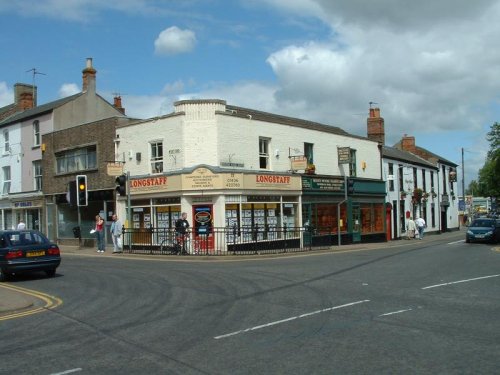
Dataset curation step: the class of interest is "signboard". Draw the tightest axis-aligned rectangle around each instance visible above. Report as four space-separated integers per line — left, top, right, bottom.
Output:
106 162 123 176
302 177 345 192
290 156 307 171
337 147 351 164
183 168 223 190
130 176 168 194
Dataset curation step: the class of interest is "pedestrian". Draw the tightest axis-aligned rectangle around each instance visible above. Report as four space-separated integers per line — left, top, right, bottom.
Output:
415 216 426 240
95 214 105 252
175 212 190 254
406 217 416 239
110 214 123 253
17 220 26 230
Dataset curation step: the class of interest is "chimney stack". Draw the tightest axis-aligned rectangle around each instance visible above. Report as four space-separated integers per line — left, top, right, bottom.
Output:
367 107 385 144
82 57 97 93
401 134 417 154
14 83 36 109
113 95 126 115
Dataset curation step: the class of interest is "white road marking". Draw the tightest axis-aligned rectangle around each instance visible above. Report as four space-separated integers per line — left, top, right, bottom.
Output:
379 308 412 317
214 300 370 340
422 274 500 290
50 368 82 375
448 239 465 244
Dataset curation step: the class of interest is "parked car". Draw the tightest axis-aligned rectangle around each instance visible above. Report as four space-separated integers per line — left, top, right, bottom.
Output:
0 230 61 281
466 218 500 244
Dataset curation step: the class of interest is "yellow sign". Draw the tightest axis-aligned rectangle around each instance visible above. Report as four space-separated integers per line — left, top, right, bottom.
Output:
106 162 123 176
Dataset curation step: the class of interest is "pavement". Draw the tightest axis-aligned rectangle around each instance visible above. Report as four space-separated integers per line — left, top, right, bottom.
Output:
1 228 488 318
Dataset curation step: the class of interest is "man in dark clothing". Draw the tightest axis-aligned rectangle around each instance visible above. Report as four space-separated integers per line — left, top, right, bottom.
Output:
175 212 190 254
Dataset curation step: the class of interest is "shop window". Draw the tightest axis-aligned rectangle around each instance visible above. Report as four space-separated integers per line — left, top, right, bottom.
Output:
307 203 347 234
259 137 270 169
360 203 384 234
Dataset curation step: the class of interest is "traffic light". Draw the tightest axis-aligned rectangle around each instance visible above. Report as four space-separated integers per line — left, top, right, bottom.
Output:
76 175 88 206
115 174 127 196
347 178 355 195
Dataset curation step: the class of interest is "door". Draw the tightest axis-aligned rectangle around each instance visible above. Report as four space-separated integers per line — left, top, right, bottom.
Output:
192 205 214 253
352 204 361 243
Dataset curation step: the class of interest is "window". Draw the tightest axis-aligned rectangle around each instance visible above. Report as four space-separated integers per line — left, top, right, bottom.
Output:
398 165 404 194
2 166 10 195
33 120 40 146
3 130 9 154
422 169 426 191
388 163 394 191
150 141 163 173
259 138 270 169
349 149 356 176
304 143 314 164
55 146 97 174
33 160 42 190
430 171 434 189
413 167 418 189
442 165 447 193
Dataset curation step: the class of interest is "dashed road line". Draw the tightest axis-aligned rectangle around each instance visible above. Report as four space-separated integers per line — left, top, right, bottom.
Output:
214 299 370 340
379 308 412 317
422 274 500 290
50 368 83 375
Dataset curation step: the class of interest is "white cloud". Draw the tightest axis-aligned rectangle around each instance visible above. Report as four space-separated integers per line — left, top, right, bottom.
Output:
154 26 196 56
249 0 500 143
0 82 13 107
59 83 80 97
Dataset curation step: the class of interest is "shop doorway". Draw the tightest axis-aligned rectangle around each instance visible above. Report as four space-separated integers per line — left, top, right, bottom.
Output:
192 205 214 253
352 204 361 242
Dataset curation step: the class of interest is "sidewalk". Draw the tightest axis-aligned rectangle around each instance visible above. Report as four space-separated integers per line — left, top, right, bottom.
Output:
0 229 467 316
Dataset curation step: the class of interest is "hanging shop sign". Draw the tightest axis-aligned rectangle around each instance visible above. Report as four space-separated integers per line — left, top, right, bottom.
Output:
337 147 351 164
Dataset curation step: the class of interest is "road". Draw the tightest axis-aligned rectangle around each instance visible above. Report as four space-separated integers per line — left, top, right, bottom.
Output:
1 232 499 374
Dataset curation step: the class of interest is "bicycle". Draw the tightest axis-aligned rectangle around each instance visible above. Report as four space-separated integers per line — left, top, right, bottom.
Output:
160 232 190 255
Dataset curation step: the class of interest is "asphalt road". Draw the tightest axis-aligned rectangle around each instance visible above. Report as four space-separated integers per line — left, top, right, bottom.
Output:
1 232 499 374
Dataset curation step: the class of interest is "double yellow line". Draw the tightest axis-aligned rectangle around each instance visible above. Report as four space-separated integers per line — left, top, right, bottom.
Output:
0 284 62 321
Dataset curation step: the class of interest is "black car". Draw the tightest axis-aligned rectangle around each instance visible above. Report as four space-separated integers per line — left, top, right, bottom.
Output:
0 230 61 281
466 218 500 244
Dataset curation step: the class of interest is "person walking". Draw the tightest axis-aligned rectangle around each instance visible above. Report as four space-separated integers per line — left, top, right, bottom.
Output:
17 220 26 230
95 214 105 252
175 212 190 254
406 217 416 239
415 216 426 240
110 214 123 253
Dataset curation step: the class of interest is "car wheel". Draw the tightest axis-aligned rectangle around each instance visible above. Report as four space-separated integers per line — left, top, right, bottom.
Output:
465 237 470 243
45 269 56 278
0 270 12 282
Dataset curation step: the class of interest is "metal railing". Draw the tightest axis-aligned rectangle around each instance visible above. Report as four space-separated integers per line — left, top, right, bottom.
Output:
121 225 344 256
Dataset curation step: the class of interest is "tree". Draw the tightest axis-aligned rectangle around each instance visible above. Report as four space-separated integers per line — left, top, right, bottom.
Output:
476 122 500 198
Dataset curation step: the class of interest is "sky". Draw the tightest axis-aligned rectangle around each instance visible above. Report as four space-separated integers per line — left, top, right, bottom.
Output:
1 0 499 193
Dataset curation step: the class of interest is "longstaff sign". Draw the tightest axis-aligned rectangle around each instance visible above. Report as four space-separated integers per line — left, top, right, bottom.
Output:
130 176 168 193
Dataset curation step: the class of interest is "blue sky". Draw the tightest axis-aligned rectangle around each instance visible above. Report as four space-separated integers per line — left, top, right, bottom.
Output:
1 0 499 192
